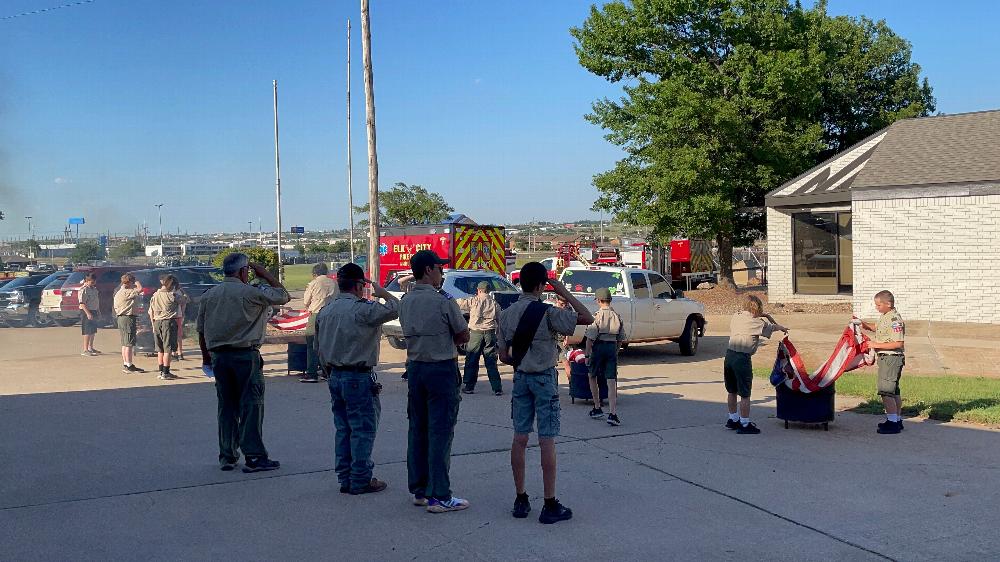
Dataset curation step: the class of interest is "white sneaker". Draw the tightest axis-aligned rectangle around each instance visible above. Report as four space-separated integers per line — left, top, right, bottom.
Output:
426 496 470 513
412 495 428 506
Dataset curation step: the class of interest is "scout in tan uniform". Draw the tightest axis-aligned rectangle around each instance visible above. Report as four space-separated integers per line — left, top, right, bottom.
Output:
79 273 101 356
315 263 399 495
197 253 290 473
723 295 787 434
399 249 471 513
113 273 146 373
149 274 189 381
457 281 503 395
498 262 592 524
861 290 906 434
585 287 625 425
300 262 339 383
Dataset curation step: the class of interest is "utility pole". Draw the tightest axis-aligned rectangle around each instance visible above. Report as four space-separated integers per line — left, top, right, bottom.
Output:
361 0 380 284
248 220 253 239
272 80 285 282
154 204 164 255
24 216 32 239
347 18 356 263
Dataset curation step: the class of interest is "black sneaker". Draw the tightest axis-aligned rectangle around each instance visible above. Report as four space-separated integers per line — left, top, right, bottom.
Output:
400 373 408 381
607 413 621 426
538 499 572 524
242 457 281 473
340 484 349 494
220 460 238 472
122 365 132 374
737 422 761 434
299 375 320 383
350 478 388 495
877 420 901 435
511 494 531 519
725 419 741 430
461 386 475 394
158 371 179 381
589 408 605 420
127 364 146 373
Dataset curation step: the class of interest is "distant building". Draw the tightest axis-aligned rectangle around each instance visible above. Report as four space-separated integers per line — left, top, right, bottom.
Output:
39 243 77 258
181 243 228 256
145 244 183 257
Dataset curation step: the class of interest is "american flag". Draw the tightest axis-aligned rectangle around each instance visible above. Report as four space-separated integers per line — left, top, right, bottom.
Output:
770 320 876 393
268 309 311 331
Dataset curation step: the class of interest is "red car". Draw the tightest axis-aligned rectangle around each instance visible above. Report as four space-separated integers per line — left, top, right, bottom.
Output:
59 266 143 325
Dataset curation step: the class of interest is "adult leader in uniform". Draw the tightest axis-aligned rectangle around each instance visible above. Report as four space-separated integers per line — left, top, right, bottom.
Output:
197 253 290 473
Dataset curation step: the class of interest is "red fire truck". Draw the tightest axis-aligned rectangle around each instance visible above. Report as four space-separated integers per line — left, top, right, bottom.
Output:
376 223 507 286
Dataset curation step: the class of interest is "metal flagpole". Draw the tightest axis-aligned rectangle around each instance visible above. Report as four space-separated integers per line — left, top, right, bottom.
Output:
347 18 355 263
361 0 379 284
272 79 285 283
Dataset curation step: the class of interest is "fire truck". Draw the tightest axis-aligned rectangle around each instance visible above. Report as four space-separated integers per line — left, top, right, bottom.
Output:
376 219 507 286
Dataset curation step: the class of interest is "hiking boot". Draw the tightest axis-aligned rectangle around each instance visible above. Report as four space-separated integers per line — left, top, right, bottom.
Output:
737 422 761 434
127 364 146 373
588 408 605 420
461 386 475 394
607 413 621 426
511 494 531 519
877 420 902 435
725 419 741 430
242 457 281 473
538 499 572 524
412 494 428 507
220 460 238 472
158 371 179 381
426 496 470 513
350 478 388 495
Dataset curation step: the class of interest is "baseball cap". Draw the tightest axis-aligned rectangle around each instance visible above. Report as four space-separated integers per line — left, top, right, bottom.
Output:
476 280 489 292
337 262 366 282
410 249 449 275
595 287 612 301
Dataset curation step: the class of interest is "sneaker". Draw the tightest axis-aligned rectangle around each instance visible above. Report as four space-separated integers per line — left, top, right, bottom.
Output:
89 349 102 355
588 408 605 420
340 484 349 494
461 386 475 394
511 494 531 519
737 422 761 434
82 350 97 357
318 373 328 382
122 365 132 374
400 373 408 381
538 499 573 524
877 420 901 435
349 478 388 495
299 375 320 383
411 494 428 506
158 371 179 381
725 419 741 430
127 364 146 373
426 496 470 513
220 460 238 472
494 390 503 396
607 413 621 426
242 457 281 473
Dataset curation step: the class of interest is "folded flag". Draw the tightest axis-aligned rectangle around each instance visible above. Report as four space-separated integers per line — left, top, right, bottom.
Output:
771 319 875 393
268 309 311 331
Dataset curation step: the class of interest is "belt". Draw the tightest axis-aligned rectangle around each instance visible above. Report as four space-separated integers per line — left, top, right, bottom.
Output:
328 364 373 372
876 352 902 357
211 345 260 353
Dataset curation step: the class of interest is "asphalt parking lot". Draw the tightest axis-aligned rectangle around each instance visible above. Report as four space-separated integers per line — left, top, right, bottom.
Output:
2 320 1000 560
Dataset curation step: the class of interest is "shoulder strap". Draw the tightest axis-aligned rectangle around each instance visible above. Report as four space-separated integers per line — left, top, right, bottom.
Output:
511 300 550 369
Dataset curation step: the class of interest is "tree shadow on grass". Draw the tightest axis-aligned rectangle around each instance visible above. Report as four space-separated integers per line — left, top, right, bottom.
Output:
850 397 1000 423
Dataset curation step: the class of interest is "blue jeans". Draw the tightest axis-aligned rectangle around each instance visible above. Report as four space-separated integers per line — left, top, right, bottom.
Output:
328 369 381 491
406 359 461 500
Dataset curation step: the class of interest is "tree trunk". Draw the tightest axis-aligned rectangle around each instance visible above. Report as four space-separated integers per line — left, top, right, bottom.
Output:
716 233 735 289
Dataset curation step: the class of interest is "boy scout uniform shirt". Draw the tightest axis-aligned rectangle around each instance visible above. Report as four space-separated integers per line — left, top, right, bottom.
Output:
585 307 625 342
497 294 578 373
149 289 189 321
79 285 100 313
458 293 498 331
303 275 338 314
399 284 468 362
316 293 399 368
874 309 905 355
727 311 776 354
113 286 141 316
196 277 291 349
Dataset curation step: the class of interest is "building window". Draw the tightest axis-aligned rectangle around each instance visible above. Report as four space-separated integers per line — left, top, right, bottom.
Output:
793 211 852 295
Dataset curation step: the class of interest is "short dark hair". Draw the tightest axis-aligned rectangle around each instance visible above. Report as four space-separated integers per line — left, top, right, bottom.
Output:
519 262 548 292
337 263 365 292
312 263 329 276
84 272 97 282
874 290 895 307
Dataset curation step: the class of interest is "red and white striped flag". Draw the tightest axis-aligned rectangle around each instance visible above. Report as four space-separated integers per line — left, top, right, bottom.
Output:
771 319 875 393
268 309 311 331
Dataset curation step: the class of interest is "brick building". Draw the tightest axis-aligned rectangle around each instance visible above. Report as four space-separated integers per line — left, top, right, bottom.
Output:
765 110 1000 324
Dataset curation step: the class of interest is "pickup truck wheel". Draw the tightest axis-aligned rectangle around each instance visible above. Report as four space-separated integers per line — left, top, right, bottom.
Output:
386 335 407 350
679 318 699 356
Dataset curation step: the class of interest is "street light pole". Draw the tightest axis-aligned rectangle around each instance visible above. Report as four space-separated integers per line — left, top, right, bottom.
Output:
273 79 285 283
24 216 32 239
154 203 164 256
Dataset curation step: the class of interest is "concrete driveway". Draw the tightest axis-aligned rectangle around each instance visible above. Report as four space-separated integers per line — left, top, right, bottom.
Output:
1 321 998 561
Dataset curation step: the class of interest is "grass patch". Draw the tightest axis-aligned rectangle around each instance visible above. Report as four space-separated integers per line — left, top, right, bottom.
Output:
755 369 1000 426
282 264 316 292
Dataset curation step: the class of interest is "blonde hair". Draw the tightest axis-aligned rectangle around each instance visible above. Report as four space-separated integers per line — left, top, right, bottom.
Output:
121 273 135 285
741 295 764 316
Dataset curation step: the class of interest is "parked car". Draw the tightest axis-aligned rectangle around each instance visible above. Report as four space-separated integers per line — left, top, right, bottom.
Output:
131 267 223 354
39 276 77 326
558 266 706 355
58 266 144 326
381 269 521 350
0 273 51 327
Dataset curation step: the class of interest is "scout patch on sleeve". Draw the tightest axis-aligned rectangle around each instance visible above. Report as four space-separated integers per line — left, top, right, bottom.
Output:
891 321 904 333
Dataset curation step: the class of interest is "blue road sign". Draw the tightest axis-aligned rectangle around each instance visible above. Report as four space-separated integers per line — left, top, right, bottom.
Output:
68 217 85 225
290 226 305 234
99 236 108 246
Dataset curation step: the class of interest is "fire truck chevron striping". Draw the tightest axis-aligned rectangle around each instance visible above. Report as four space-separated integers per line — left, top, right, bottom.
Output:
453 226 505 272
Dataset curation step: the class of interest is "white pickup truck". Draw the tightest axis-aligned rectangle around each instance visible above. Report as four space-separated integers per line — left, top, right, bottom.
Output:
559 266 707 355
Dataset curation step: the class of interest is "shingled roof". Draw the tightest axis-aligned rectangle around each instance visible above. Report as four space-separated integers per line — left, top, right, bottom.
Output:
766 109 1000 207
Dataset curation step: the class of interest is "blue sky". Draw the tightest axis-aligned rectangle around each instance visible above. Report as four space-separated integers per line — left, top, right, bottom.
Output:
1 0 997 238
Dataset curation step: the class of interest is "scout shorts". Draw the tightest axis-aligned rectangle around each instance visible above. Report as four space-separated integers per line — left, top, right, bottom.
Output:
511 368 560 438
877 354 904 396
724 349 753 399
153 319 178 353
80 312 98 335
117 315 137 347
589 340 618 381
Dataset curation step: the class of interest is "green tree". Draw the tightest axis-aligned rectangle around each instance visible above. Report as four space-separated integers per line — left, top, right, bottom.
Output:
109 239 144 263
293 243 306 256
212 247 280 279
353 182 454 228
330 240 351 254
571 0 933 282
70 240 105 263
306 242 332 254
